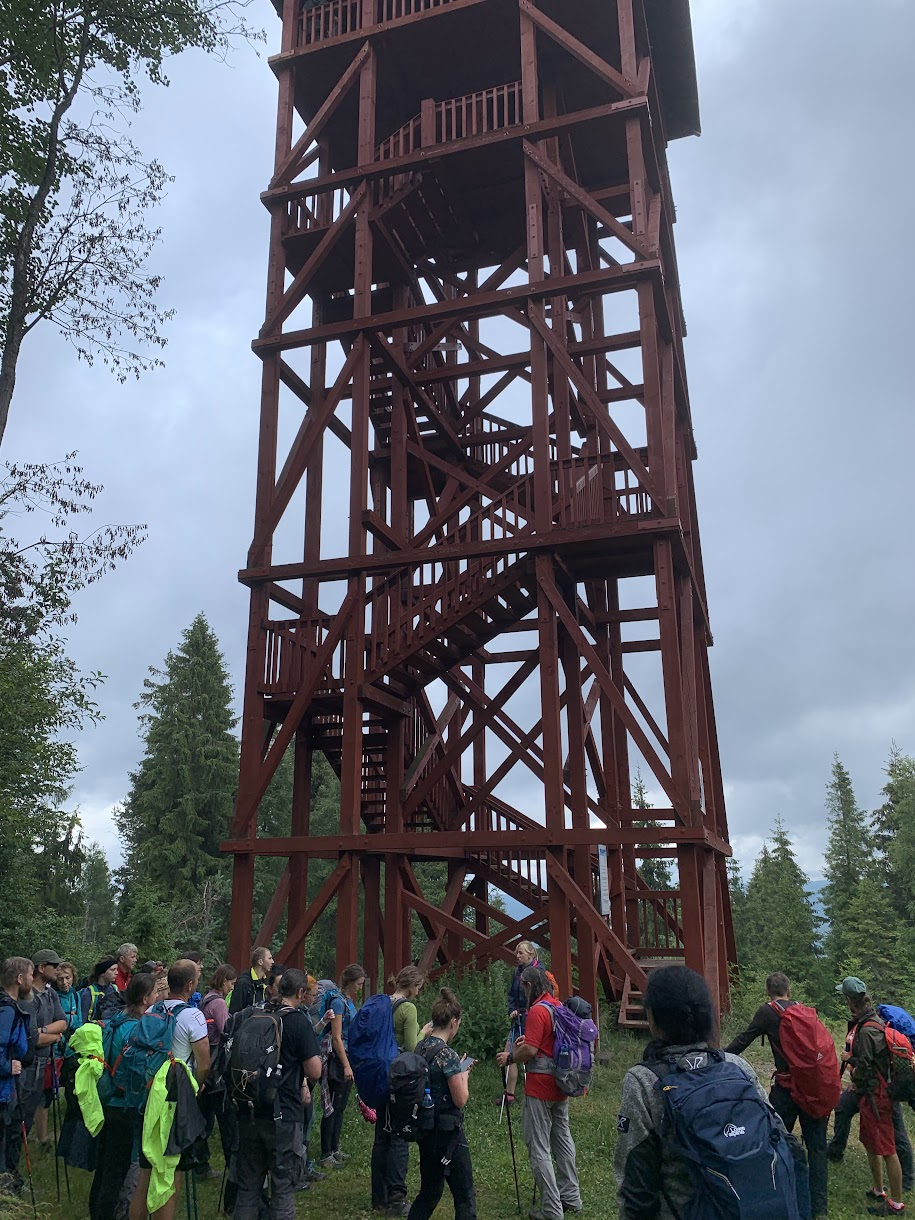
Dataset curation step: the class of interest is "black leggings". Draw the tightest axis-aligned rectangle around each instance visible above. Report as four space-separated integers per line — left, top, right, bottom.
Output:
320 1074 352 1157
88 1107 136 1220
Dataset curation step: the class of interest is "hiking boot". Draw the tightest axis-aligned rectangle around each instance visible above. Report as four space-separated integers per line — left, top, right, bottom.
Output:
867 1202 905 1215
867 1190 889 1201
378 1205 408 1217
295 1179 311 1193
318 1156 338 1169
306 1164 328 1181
332 1150 349 1164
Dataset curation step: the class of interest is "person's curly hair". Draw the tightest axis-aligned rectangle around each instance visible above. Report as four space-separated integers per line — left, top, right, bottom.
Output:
644 965 715 1045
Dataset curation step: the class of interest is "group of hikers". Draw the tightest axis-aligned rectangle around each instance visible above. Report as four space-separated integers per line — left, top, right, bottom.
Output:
615 967 915 1219
2 935 914 1220
0 938 594 1220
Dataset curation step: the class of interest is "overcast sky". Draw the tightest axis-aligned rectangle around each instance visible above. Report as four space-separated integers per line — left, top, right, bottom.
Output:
6 0 914 883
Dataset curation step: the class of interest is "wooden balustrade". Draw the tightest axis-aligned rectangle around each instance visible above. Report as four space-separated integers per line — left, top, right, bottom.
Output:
262 618 345 695
634 892 685 954
296 0 458 49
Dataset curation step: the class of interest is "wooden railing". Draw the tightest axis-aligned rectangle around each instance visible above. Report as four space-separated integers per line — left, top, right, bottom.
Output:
374 80 523 205
634 892 685 955
261 617 346 695
367 549 526 677
435 81 522 143
296 0 459 49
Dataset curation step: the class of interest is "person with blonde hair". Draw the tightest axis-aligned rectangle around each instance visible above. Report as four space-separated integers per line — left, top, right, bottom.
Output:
498 940 539 1106
371 965 426 1215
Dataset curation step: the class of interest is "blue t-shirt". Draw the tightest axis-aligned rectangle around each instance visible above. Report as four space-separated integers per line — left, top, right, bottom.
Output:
329 995 357 1048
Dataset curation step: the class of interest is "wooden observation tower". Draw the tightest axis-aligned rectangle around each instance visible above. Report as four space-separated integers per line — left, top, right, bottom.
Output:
224 0 736 1017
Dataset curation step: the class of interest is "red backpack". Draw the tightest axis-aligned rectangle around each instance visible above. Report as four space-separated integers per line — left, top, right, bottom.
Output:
770 1000 841 1119
862 1020 915 1102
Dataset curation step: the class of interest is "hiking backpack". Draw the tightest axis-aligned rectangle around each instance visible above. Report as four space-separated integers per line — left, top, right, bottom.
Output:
119 1001 189 1112
97 1009 138 1106
533 999 598 1096
769 1000 841 1120
863 1020 915 1103
84 984 125 1025
229 1007 285 1108
387 1048 435 1141
877 1004 915 1049
348 994 400 1110
649 1049 802 1220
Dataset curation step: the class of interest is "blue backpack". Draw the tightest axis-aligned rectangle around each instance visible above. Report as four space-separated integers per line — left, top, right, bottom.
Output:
648 1049 803 1220
98 1010 139 1106
347 995 399 1110
119 1001 189 1112
878 1005 915 1048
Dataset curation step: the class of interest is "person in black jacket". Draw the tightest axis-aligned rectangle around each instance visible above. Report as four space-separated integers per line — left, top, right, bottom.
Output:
724 972 828 1219
228 946 273 1014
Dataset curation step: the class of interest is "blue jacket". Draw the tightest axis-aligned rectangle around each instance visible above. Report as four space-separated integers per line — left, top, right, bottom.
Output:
0 991 30 1104
507 958 541 1021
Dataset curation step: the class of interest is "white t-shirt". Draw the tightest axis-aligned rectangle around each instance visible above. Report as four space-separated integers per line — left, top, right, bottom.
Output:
160 999 209 1066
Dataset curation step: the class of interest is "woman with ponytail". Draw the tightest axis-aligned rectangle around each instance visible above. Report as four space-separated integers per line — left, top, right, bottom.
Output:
408 988 476 1220
371 966 425 1216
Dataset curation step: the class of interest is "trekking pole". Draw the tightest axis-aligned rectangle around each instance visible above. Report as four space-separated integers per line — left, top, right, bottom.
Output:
218 1160 228 1213
185 1167 193 1220
50 1054 61 1202
500 1020 518 1128
13 1075 37 1218
191 1162 200 1220
500 1028 522 1215
52 1055 71 1201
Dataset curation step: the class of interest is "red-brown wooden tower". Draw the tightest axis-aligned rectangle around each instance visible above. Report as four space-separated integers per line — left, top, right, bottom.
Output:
225 0 735 1017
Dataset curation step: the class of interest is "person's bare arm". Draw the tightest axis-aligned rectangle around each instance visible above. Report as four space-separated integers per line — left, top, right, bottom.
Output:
497 1038 536 1068
304 1054 322 1083
447 1071 470 1109
191 1036 211 1086
329 1012 352 1079
37 1021 66 1048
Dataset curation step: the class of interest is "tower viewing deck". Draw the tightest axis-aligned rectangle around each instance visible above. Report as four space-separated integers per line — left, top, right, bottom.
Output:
225 0 735 1017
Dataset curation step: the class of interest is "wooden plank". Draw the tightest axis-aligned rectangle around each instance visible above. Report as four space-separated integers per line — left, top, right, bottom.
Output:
518 0 637 98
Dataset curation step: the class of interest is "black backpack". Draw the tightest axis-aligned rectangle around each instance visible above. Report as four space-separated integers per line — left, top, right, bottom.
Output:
207 1005 254 1095
388 1050 435 1141
229 1007 285 1108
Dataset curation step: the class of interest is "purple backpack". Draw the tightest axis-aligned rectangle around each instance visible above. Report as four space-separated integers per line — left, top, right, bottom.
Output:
535 1000 598 1096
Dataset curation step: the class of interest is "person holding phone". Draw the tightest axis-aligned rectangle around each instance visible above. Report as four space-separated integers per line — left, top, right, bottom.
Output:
408 988 476 1220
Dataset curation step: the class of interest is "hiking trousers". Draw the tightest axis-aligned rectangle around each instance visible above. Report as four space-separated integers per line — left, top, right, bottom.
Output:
407 1127 476 1220
320 1075 352 1157
233 1111 297 1220
89 1106 136 1220
770 1081 828 1217
830 1088 914 1188
522 1096 582 1220
371 1105 409 1207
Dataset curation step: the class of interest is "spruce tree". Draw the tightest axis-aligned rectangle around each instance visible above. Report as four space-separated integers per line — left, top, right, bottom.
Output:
80 844 116 949
741 820 825 1001
842 875 914 1009
727 856 749 965
633 770 673 891
822 755 874 970
117 614 238 922
874 748 915 919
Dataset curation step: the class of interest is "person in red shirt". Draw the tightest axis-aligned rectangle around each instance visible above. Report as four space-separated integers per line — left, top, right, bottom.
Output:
497 966 582 1219
113 944 137 993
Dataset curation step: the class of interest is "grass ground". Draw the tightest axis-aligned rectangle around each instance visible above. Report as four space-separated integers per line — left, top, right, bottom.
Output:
3 1025 912 1219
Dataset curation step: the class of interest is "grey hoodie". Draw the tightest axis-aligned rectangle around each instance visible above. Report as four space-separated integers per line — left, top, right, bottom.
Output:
613 1042 773 1220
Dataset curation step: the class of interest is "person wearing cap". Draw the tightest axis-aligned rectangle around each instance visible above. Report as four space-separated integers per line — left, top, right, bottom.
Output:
831 977 907 1215
828 978 914 1192
79 957 119 1024
21 951 66 1143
